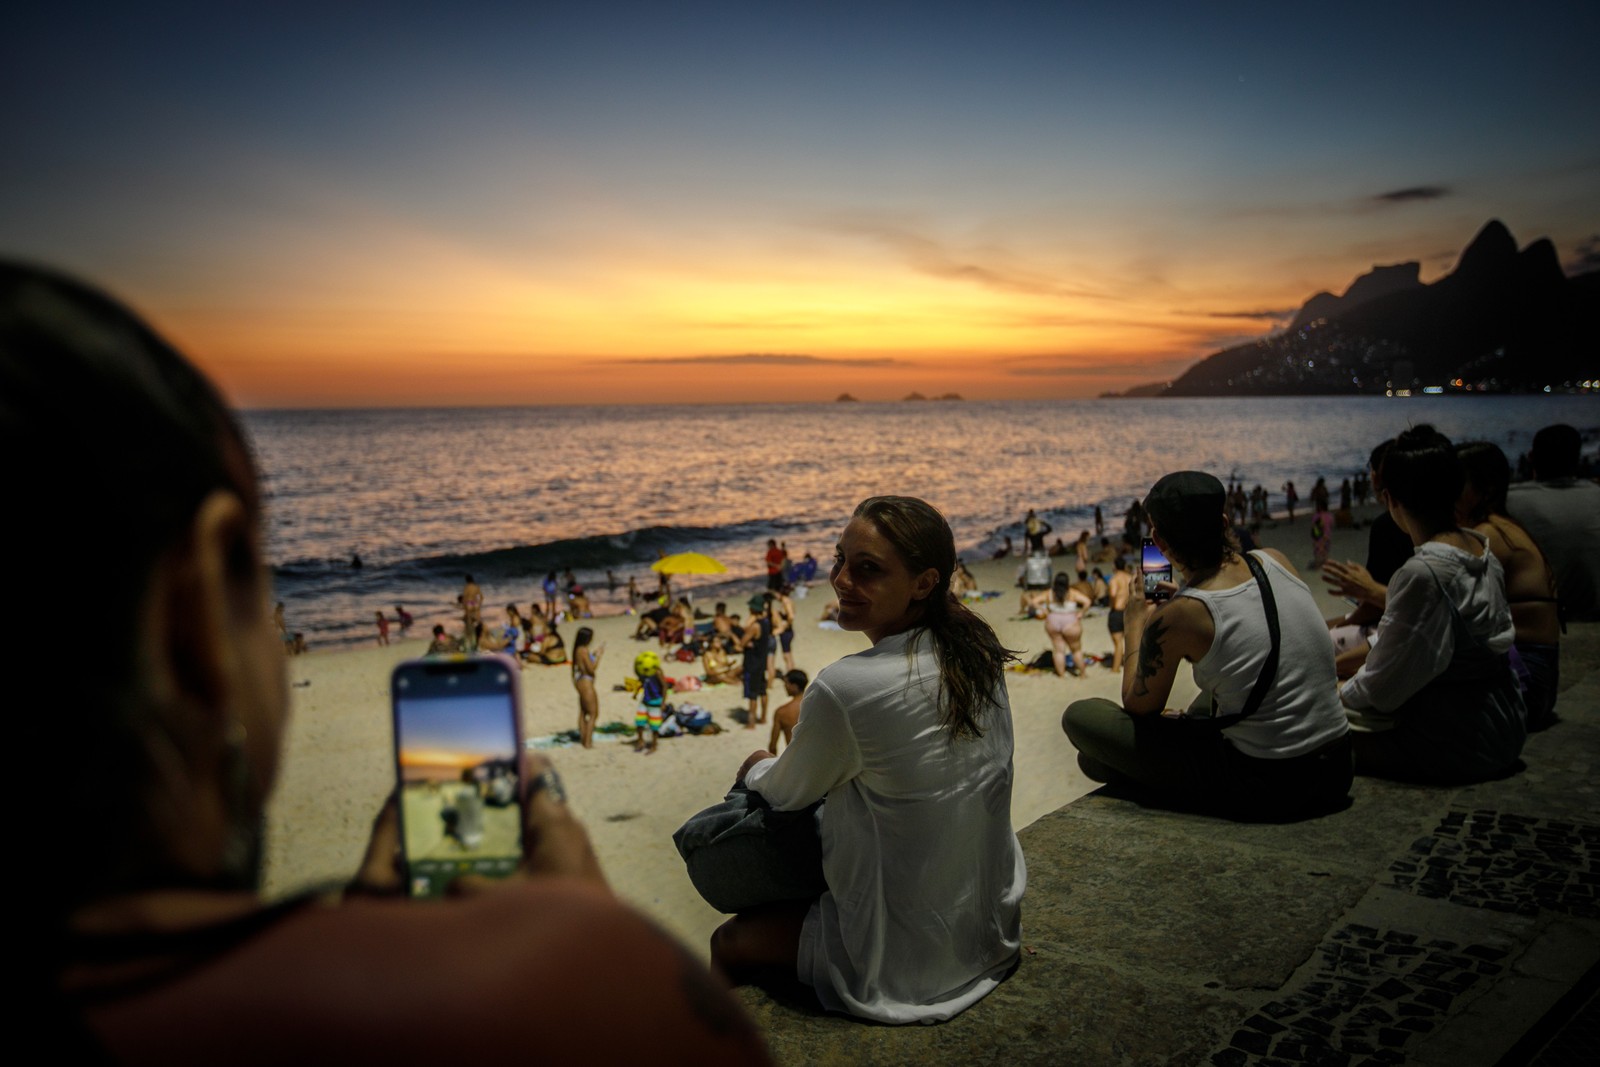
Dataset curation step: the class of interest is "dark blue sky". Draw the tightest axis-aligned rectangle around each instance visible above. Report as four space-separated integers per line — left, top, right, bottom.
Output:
4 2 1596 403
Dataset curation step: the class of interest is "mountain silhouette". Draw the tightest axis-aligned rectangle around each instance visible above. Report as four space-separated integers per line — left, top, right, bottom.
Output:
1165 220 1598 395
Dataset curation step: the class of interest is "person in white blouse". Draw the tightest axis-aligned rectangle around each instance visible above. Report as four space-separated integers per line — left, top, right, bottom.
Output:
1340 425 1526 782
711 496 1027 1024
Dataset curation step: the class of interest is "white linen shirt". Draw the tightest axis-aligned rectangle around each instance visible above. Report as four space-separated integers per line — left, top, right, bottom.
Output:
743 628 1026 1024
1340 531 1515 712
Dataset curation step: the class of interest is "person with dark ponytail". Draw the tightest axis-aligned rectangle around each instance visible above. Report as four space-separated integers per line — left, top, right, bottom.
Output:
713 496 1025 1023
1061 471 1351 820
1341 426 1526 782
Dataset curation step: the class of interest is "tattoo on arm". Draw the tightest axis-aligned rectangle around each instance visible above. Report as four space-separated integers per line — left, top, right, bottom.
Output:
1134 615 1170 698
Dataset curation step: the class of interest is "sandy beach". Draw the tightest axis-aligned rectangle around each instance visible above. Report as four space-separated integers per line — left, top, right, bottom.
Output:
263 503 1381 956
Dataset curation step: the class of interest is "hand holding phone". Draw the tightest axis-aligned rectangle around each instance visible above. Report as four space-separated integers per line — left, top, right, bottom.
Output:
1141 538 1175 602
391 655 525 899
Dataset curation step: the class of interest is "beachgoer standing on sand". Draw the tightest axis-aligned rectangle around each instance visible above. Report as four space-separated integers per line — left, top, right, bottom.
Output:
739 594 772 727
1310 506 1333 569
1283 481 1299 523
542 570 560 619
633 651 667 753
572 627 604 749
765 538 785 591
772 585 798 673
1107 557 1133 671
714 496 1024 1023
395 603 413 631
1024 509 1052 554
462 574 483 629
627 575 640 613
1311 477 1330 514
375 611 390 647
1094 505 1104 537
1074 530 1091 580
1042 573 1093 678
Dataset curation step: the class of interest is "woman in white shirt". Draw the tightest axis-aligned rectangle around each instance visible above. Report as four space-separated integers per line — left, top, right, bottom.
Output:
1340 426 1525 782
712 496 1026 1024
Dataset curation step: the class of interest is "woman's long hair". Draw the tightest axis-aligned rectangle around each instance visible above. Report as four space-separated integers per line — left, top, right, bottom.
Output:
852 497 1016 740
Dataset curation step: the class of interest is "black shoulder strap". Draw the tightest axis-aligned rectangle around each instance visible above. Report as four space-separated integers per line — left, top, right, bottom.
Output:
1236 552 1282 723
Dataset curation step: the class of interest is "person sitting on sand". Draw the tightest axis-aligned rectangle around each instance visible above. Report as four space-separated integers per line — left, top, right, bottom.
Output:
951 559 979 599
3 262 767 1067
767 669 808 754
992 535 1014 560
530 621 568 665
426 624 459 655
702 641 742 686
1061 471 1352 820
1340 427 1526 784
635 597 671 640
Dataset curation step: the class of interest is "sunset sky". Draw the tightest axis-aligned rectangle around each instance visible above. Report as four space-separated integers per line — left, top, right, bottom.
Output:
5 2 1597 405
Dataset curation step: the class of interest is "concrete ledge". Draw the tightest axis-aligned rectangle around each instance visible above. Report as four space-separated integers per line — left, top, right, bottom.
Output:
737 622 1600 1066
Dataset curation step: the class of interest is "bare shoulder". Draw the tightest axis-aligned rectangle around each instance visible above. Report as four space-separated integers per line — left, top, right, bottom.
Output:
102 882 770 1065
1257 547 1297 576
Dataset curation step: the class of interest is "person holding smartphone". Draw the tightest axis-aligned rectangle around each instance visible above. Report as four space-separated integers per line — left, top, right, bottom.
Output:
10 263 769 1066
1060 471 1352 819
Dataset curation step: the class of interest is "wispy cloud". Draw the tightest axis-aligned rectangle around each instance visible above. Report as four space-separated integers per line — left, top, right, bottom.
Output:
1371 185 1451 204
814 214 1108 300
1196 307 1298 321
1000 355 1195 378
1565 234 1600 275
607 352 905 367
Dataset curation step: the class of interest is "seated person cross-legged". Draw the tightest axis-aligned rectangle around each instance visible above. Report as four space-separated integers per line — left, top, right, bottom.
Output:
1061 471 1353 820
1339 426 1526 784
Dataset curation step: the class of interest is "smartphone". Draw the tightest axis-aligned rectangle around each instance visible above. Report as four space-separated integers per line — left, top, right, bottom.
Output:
1141 538 1174 601
391 655 524 899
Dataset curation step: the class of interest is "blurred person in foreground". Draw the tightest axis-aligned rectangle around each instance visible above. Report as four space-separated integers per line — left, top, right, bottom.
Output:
1061 471 1352 820
3 262 767 1066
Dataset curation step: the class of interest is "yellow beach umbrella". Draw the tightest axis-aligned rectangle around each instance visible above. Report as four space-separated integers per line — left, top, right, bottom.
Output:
651 551 728 576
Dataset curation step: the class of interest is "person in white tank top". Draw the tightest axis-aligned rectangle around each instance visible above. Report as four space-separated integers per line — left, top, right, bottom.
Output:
1061 471 1352 819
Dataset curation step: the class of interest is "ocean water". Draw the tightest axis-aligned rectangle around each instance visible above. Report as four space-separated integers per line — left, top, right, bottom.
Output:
245 396 1598 648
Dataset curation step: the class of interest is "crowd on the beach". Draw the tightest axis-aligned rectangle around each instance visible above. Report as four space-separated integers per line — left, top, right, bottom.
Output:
17 261 1600 1061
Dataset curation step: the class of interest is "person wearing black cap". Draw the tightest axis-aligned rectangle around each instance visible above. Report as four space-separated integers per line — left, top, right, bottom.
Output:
1061 471 1352 819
